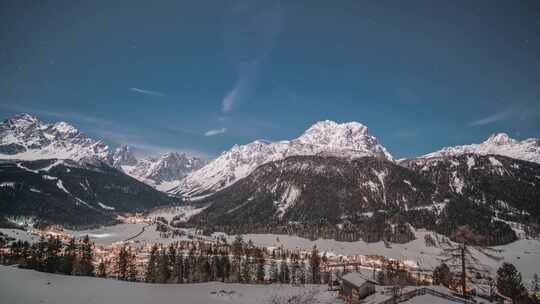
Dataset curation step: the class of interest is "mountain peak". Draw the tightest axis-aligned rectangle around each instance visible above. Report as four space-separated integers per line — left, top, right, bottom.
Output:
176 119 393 197
8 113 40 127
296 120 391 160
303 120 369 135
420 132 540 164
112 145 138 167
484 133 517 145
52 121 79 134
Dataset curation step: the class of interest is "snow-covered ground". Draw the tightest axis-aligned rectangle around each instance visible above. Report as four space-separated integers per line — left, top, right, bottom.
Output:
0 266 337 304
0 228 41 243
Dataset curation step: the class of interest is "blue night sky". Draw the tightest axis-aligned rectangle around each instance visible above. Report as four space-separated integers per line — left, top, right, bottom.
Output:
1 0 539 159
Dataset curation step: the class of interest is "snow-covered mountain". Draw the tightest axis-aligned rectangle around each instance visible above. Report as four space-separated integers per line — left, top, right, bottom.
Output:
123 152 207 192
0 114 205 192
112 145 138 168
419 133 540 164
0 113 110 162
174 120 392 197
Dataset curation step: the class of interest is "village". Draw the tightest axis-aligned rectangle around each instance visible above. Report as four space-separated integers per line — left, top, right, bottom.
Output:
2 212 536 304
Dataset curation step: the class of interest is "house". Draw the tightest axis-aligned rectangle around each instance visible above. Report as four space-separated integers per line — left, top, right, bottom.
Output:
340 272 376 303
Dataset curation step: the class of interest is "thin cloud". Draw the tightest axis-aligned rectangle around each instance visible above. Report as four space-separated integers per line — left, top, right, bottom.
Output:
221 1 283 113
204 128 227 136
222 60 262 113
130 87 165 97
469 110 511 127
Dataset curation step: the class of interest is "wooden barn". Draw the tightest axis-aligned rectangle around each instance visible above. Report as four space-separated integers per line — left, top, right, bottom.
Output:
340 272 376 303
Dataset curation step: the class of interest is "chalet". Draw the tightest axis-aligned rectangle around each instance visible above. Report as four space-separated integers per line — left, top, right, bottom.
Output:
340 272 376 303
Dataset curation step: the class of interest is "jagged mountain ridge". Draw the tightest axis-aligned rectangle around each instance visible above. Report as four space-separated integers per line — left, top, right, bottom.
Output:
0 113 110 162
419 132 540 164
0 114 205 191
123 151 207 191
173 120 393 198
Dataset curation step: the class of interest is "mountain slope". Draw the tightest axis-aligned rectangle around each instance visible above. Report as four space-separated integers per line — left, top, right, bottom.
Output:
186 155 445 242
185 153 540 245
174 120 392 198
0 159 178 228
400 153 540 228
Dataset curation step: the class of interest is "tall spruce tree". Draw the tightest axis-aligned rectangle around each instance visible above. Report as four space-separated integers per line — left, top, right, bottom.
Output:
127 247 137 282
97 260 108 278
44 236 62 273
256 257 265 283
157 246 170 283
269 259 279 283
145 244 158 283
496 263 527 301
279 260 290 284
61 238 77 275
309 246 321 284
79 235 94 276
173 250 184 283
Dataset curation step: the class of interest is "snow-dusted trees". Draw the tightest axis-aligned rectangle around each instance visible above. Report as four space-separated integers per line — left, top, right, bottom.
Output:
496 263 527 302
309 246 321 284
145 244 159 283
432 263 452 287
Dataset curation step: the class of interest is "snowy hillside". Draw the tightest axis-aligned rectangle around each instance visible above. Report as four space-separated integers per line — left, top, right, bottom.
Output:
174 120 393 197
0 266 335 304
419 133 540 164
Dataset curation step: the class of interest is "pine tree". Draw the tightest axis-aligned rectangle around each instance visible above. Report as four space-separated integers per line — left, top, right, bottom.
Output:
167 243 177 280
279 260 290 284
299 259 306 285
198 254 211 282
173 250 184 283
309 246 321 284
78 235 94 276
290 257 299 285
145 244 158 283
115 245 129 280
127 247 137 282
269 259 279 283
221 255 231 282
184 249 194 283
496 263 526 301
241 257 251 283
44 236 62 273
61 238 77 275
256 257 265 284
433 263 452 287
157 246 170 283
29 236 47 271
97 260 108 278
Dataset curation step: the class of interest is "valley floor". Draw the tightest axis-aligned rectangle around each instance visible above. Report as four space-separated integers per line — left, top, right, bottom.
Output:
0 266 338 304
4 222 540 286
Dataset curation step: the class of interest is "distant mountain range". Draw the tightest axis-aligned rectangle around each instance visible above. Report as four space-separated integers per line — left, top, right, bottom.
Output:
1 113 539 245
0 113 206 191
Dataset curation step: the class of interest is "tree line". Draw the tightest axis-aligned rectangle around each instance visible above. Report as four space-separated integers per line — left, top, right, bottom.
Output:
1 234 323 286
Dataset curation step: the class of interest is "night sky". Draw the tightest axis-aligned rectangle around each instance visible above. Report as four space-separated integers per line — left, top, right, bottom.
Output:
1 0 539 159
